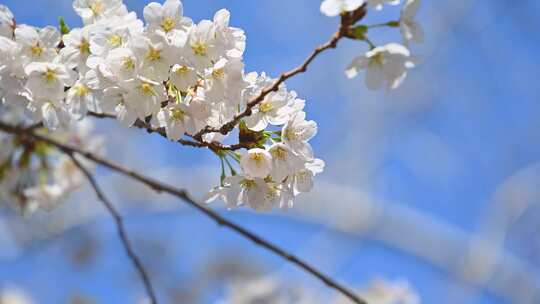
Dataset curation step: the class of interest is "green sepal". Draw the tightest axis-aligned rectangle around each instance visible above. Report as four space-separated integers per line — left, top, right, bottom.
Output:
239 121 266 149
59 17 70 35
350 25 368 40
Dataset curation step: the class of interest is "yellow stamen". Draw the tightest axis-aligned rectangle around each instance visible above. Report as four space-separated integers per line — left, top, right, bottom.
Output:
250 152 266 165
147 47 161 61
240 179 255 190
90 2 104 16
73 84 89 97
43 68 57 82
259 102 273 113
108 34 122 47
169 108 185 122
139 83 156 96
285 128 299 141
370 52 385 66
271 147 287 160
79 39 90 54
191 42 207 56
265 186 279 201
212 68 224 79
175 65 190 75
30 44 43 57
161 16 176 33
122 56 135 70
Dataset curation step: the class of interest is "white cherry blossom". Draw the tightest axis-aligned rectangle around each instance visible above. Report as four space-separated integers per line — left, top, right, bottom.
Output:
367 0 400 11
122 77 167 123
213 9 246 59
170 63 197 91
291 158 325 194
268 142 305 182
345 43 416 90
60 27 92 71
25 62 76 101
0 5 15 38
244 90 299 132
100 47 139 83
186 20 217 69
203 58 246 105
73 0 125 25
320 0 365 17
281 111 317 159
240 148 273 179
144 0 191 41
15 25 60 63
88 25 130 57
66 75 100 120
400 0 424 44
206 175 278 211
131 33 176 81
156 102 196 140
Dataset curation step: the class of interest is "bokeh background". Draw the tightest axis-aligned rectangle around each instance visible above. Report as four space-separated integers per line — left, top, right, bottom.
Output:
1 0 540 303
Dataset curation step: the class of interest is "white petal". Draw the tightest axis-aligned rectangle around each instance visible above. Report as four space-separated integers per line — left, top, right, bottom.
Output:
143 2 163 25
42 103 60 130
15 25 38 45
39 26 61 48
320 0 343 17
345 55 369 79
163 0 182 18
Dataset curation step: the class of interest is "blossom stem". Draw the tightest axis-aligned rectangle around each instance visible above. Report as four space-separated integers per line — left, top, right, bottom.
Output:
219 155 226 185
223 155 237 175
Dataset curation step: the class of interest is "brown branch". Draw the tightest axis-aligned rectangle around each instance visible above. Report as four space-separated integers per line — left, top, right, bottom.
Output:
86 5 368 151
68 154 159 304
87 112 249 152
194 4 367 139
0 122 367 304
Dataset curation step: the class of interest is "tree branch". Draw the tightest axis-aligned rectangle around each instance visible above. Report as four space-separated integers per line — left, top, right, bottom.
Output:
68 154 159 304
194 4 367 139
87 112 249 152
86 5 368 154
0 122 367 304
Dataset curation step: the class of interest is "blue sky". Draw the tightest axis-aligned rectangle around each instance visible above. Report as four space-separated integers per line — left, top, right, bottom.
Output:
1 0 540 303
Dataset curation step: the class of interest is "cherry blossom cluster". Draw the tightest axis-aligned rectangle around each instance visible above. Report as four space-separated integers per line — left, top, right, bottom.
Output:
321 0 423 90
0 0 326 213
0 0 423 214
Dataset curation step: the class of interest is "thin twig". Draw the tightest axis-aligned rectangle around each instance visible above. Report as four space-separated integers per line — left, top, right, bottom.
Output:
0 122 367 304
87 112 249 151
194 4 367 139
68 154 159 304
87 5 368 152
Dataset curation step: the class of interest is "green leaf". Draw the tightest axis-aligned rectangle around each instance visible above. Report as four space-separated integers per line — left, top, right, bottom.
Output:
350 25 368 40
59 17 70 35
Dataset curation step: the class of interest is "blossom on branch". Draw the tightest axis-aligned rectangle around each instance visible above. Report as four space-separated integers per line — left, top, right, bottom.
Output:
0 0 424 212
